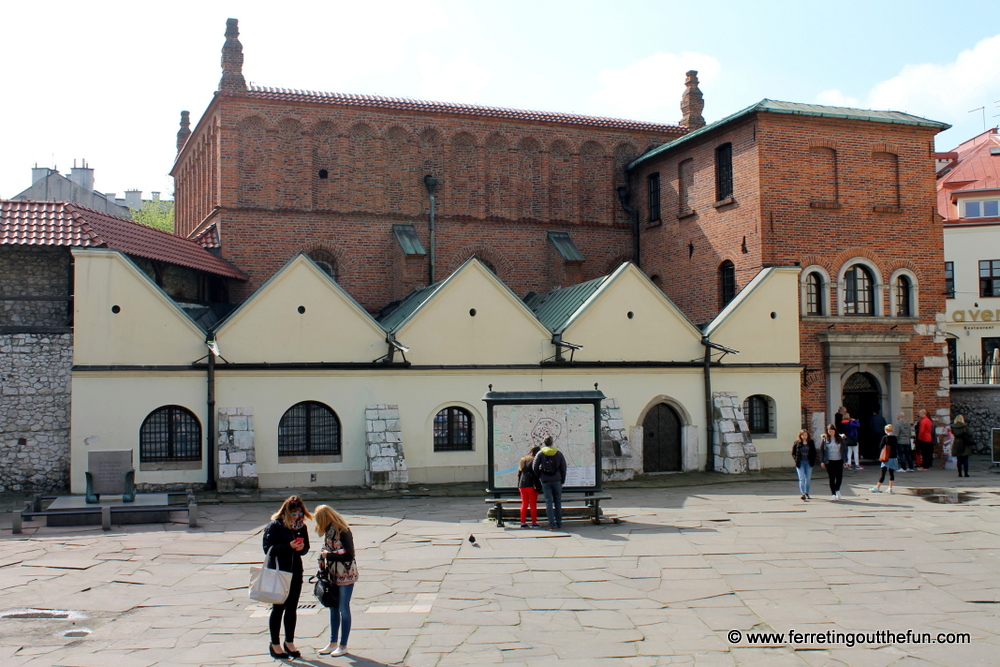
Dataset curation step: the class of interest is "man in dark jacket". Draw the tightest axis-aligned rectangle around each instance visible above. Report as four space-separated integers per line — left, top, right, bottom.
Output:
532 436 567 530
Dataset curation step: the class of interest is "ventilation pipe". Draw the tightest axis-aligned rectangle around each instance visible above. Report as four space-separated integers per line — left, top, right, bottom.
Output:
616 184 640 269
424 175 438 284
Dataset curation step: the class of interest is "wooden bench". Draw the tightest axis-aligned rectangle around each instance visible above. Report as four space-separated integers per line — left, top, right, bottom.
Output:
485 492 613 527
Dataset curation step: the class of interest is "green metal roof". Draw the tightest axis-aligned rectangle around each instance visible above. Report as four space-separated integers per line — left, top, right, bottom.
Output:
527 274 613 333
392 224 426 256
377 281 442 331
629 99 951 170
547 231 584 263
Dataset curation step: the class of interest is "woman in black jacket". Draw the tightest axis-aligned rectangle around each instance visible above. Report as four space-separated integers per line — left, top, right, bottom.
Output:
262 496 311 659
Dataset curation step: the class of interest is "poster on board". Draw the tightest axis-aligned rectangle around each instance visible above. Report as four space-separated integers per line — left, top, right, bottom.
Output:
484 390 604 492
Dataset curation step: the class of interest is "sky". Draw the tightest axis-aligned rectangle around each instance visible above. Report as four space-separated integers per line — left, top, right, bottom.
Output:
3 0 1000 201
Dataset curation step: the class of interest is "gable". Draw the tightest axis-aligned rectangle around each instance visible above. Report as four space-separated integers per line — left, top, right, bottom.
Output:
561 264 704 361
215 254 386 363
72 248 207 366
393 259 551 365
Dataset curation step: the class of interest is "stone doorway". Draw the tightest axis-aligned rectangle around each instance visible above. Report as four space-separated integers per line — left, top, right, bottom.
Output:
642 403 682 472
843 371 882 460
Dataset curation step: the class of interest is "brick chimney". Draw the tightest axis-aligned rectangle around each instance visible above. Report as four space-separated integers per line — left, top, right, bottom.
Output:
177 110 191 152
219 18 247 93
680 70 705 130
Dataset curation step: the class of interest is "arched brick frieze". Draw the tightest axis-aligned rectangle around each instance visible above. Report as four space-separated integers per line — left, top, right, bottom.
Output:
418 127 444 215
447 244 513 281
344 123 377 211
548 140 573 222
485 133 510 219
384 125 417 215
295 241 360 289
579 140 606 223
276 118 307 208
312 121 340 210
517 137 543 221
237 116 268 207
450 132 479 217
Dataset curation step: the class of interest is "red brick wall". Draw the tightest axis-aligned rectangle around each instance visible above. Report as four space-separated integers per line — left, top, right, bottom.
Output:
174 93 681 307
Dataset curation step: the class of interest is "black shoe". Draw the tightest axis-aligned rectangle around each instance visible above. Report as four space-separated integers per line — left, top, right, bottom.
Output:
269 645 288 659
283 643 301 659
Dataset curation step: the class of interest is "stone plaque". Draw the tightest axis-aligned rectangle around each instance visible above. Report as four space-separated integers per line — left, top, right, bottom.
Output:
88 450 133 495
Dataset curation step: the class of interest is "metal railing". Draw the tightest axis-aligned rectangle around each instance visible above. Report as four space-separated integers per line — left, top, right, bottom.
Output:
950 353 1000 385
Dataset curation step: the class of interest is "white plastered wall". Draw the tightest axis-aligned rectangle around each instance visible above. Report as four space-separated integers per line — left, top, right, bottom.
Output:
944 224 1000 357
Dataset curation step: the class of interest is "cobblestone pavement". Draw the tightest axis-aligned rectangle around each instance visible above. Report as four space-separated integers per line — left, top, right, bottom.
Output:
0 461 998 666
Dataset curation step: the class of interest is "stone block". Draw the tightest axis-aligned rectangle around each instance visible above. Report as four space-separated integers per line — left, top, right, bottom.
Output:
230 451 247 464
380 445 397 457
218 417 229 432
370 457 394 472
743 442 758 455
229 415 248 431
747 456 761 471
369 444 381 458
240 463 257 477
719 421 735 433
234 431 254 450
384 431 402 443
219 464 239 478
723 432 744 443
725 443 745 458
385 419 400 432
379 409 399 420
727 458 747 474
737 420 749 432
719 407 735 419
218 451 228 464
366 409 378 421
373 420 386 432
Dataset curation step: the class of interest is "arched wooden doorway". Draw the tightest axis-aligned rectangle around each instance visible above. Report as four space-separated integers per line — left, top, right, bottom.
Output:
642 403 682 472
843 372 882 460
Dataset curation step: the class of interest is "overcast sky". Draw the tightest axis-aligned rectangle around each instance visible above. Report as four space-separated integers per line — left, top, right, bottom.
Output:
3 0 999 201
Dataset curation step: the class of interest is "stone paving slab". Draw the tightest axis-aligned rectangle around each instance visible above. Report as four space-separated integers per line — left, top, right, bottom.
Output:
2 466 1000 665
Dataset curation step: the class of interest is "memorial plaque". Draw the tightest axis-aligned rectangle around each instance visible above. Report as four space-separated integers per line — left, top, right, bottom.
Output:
88 450 133 495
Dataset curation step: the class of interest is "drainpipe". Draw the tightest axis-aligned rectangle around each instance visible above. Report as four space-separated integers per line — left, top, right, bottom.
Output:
206 336 218 490
616 184 640 269
424 175 438 284
702 336 714 472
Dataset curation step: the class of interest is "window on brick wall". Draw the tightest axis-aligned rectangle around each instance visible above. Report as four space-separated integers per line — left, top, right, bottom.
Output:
872 151 900 210
720 260 736 307
678 158 694 215
434 406 473 452
279 401 341 456
308 249 338 280
806 272 825 316
895 275 913 317
980 260 1000 297
715 143 733 201
844 264 875 315
647 172 661 222
945 262 955 298
140 406 202 463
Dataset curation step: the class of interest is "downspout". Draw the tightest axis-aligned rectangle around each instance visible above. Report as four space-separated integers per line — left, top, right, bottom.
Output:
424 175 438 284
615 184 640 268
701 336 715 472
206 335 217 490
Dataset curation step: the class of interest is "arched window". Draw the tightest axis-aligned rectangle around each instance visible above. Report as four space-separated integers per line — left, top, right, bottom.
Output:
895 274 912 317
843 264 874 316
720 261 736 306
742 395 775 435
279 401 341 456
806 272 824 316
140 406 202 462
434 406 473 452
308 249 338 280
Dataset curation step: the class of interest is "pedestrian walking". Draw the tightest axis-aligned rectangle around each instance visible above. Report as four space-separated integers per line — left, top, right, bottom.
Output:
314 505 359 658
894 411 914 471
792 429 817 500
820 424 845 501
915 409 935 469
263 496 311 660
870 424 898 494
951 415 973 477
840 412 863 470
517 445 542 528
533 436 567 529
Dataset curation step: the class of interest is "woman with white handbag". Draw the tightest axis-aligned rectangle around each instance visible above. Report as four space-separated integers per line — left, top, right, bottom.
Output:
262 496 311 659
314 505 359 657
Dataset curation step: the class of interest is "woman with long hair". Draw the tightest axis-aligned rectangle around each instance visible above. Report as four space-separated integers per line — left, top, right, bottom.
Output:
262 496 311 659
870 423 898 494
314 505 359 657
791 429 817 501
951 414 972 477
820 424 845 501
517 445 542 528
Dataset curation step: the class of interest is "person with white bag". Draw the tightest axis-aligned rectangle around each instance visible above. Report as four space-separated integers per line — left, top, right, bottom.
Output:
262 496 311 660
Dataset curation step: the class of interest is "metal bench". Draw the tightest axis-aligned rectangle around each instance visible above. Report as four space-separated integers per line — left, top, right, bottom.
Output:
12 491 198 533
485 491 613 527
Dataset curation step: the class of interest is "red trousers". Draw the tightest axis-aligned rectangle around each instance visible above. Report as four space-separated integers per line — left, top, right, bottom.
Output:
518 487 538 525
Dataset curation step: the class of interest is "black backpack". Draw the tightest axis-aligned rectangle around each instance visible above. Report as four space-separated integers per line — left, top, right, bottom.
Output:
540 454 557 475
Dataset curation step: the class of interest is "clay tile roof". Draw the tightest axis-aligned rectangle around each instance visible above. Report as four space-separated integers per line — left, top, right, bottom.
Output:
936 129 1000 219
1 200 246 280
245 85 686 133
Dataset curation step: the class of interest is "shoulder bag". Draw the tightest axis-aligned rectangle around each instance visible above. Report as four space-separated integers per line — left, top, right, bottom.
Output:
878 437 890 463
249 547 292 604
331 531 360 586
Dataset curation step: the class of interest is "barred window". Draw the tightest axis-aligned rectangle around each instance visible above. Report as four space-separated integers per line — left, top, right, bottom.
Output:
806 272 824 316
647 172 661 222
743 395 774 435
434 406 473 452
844 264 874 315
716 143 733 200
279 401 341 456
895 275 912 317
140 406 202 462
720 261 736 306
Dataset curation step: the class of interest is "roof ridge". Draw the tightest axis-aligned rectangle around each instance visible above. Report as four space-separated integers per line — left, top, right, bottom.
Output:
61 201 107 246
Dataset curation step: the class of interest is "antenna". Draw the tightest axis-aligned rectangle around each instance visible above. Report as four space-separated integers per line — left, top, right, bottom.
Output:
969 106 986 131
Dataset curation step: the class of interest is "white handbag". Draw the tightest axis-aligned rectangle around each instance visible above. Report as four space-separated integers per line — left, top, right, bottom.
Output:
249 547 292 604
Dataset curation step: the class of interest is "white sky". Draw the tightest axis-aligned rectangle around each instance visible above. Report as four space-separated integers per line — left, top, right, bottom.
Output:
3 0 1000 200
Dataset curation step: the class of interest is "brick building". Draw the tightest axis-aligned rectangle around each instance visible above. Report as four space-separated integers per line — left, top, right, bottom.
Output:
171 19 951 465
628 101 951 455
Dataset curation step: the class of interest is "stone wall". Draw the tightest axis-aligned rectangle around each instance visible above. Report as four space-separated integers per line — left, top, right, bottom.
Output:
712 391 760 474
0 333 72 491
0 246 71 328
950 385 1000 455
365 404 408 490
217 407 258 490
600 398 635 481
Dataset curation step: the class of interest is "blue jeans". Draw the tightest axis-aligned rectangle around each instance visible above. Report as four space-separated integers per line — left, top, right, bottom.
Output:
328 583 354 646
541 480 563 527
796 462 812 496
897 444 914 469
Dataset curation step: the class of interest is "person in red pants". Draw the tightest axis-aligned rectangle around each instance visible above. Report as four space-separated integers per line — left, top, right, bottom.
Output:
517 446 542 528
